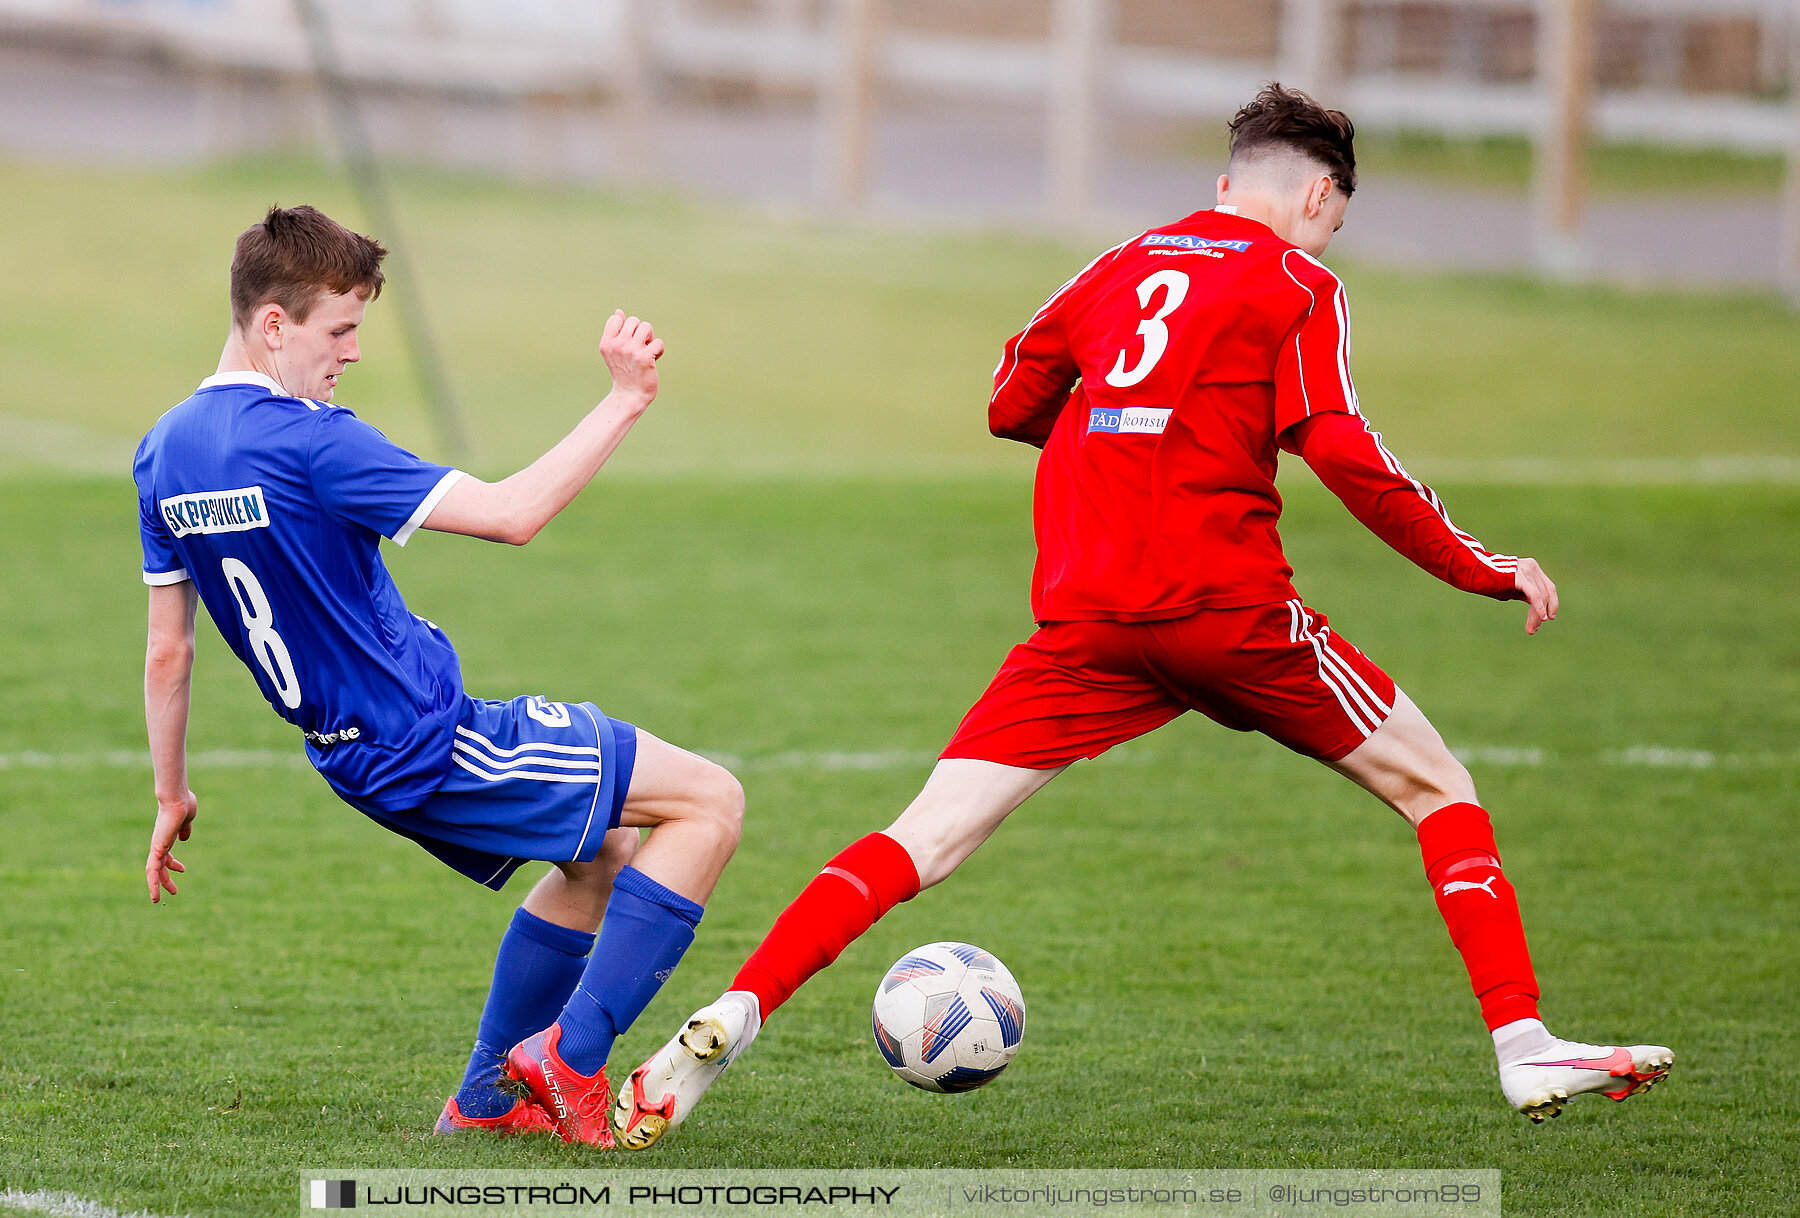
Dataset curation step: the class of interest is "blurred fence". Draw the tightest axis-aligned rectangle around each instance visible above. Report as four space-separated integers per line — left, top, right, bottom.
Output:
3 0 1798 292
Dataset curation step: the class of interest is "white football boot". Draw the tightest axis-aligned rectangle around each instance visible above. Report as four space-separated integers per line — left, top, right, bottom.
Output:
1494 1019 1673 1123
613 990 762 1150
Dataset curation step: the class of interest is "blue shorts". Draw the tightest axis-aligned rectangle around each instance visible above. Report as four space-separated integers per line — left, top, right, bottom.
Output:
362 694 638 890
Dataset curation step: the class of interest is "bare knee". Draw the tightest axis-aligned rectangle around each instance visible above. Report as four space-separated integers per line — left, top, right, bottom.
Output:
595 825 638 875
550 845 622 892
551 826 637 887
885 759 1063 890
882 815 950 891
686 761 744 853
1400 757 1479 825
1328 690 1480 825
1370 738 1479 825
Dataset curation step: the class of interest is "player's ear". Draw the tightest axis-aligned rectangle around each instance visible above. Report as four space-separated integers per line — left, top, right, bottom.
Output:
258 305 287 348
1215 173 1231 205
1306 173 1333 219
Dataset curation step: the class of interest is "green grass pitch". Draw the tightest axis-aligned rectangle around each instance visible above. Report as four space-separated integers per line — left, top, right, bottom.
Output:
0 159 1796 1216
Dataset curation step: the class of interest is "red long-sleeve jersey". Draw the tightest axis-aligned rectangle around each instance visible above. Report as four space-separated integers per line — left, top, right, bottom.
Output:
989 208 1517 622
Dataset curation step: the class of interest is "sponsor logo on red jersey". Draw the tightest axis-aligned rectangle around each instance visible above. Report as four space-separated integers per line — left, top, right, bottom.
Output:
1140 233 1252 254
1087 406 1173 435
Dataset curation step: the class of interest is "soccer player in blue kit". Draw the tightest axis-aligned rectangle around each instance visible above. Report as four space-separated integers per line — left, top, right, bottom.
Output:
136 205 740 1148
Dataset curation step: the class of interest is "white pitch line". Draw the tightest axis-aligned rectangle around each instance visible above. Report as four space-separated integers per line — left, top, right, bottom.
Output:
0 749 306 771
1452 745 1547 767
1 415 1799 487
1 744 1791 773
568 454 1800 484
0 414 137 476
700 749 938 772
0 1191 184 1218
1405 455 1800 486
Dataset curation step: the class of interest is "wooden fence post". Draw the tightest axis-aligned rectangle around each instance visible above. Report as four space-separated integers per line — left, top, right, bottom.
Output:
1533 0 1597 277
1779 0 1800 303
615 0 654 182
1049 0 1111 228
818 0 879 211
1278 0 1342 95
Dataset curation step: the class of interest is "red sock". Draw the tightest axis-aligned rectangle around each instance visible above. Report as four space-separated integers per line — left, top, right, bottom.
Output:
1417 802 1541 1030
732 833 921 1019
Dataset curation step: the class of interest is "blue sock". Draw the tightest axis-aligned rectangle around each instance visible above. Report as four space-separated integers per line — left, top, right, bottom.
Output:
455 907 595 1118
555 866 704 1075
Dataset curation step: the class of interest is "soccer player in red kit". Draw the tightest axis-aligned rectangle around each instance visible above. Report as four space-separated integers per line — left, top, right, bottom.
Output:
615 86 1672 1145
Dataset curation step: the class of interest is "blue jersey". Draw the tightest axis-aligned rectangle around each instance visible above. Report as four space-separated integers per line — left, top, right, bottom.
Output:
135 372 467 812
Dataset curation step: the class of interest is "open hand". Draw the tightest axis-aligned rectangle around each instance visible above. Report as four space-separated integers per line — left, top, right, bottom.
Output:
146 791 198 902
599 310 664 411
1513 557 1558 635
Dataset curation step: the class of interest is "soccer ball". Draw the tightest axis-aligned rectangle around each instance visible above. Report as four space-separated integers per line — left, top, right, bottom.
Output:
871 941 1025 1092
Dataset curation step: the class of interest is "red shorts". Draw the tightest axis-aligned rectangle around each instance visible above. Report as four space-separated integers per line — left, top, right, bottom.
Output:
942 600 1395 767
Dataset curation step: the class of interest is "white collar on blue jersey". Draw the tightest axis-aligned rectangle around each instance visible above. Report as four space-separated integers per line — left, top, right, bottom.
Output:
200 371 290 396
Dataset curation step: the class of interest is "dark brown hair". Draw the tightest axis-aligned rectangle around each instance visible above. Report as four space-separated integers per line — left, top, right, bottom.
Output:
1227 83 1357 196
229 205 387 329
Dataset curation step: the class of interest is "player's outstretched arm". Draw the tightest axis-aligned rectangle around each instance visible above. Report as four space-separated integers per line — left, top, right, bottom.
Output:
1512 556 1558 635
1291 411 1558 634
425 310 664 545
144 581 199 902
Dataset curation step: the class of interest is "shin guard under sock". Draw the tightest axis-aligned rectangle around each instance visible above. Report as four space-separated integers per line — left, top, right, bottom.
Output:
556 867 704 1074
1417 802 1541 1030
732 832 921 1018
456 908 595 1117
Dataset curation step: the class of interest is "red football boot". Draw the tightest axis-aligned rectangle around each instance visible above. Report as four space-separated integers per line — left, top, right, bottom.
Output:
433 1094 557 1136
505 1023 617 1148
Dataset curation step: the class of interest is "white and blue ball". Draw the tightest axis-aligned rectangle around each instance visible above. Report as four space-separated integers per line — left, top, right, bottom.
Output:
871 941 1025 1092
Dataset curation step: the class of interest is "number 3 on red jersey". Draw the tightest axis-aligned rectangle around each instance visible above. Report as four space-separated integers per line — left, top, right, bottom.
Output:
1105 270 1190 388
